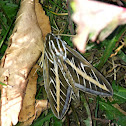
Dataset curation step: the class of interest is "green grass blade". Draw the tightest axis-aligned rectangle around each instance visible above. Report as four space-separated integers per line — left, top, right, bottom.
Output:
96 25 126 70
0 82 7 86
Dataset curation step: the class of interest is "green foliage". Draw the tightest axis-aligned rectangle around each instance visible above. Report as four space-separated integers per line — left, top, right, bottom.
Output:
62 35 73 47
96 25 126 70
0 81 7 86
32 111 63 126
117 116 126 126
112 82 126 104
32 112 54 126
99 100 123 119
98 81 126 126
118 49 126 63
0 0 18 35
0 1 18 19
0 0 19 51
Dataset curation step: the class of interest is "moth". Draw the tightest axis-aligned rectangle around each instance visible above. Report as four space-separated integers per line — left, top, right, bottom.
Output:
42 33 113 119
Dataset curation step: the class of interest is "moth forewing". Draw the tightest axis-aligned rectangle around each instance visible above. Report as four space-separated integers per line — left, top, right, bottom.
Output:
65 44 113 96
65 59 109 91
57 61 73 118
43 54 58 116
44 38 73 119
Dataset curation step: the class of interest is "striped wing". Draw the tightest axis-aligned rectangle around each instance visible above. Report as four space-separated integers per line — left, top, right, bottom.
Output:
43 53 72 119
43 33 113 119
64 44 113 96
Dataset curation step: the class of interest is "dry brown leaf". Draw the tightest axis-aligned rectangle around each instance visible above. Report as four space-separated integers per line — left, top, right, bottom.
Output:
19 116 36 126
18 65 38 125
35 0 51 39
35 100 50 119
18 66 49 126
33 0 51 120
0 0 44 125
18 0 51 125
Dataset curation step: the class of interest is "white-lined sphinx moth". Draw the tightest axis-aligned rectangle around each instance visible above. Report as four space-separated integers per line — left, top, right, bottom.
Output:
43 33 113 119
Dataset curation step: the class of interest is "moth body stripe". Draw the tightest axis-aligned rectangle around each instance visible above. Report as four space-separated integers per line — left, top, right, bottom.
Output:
50 76 63 100
89 72 97 91
56 37 63 54
49 89 57 103
60 101 65 108
51 40 60 56
90 70 98 91
45 50 53 63
59 79 67 90
50 77 56 89
80 63 86 87
91 69 99 83
55 59 60 114
83 76 86 88
51 67 66 90
60 88 67 97
71 57 80 83
88 74 92 89
80 62 87 74
60 94 66 104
